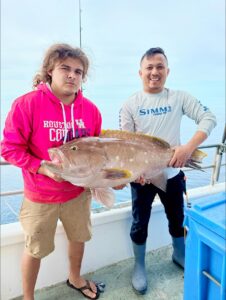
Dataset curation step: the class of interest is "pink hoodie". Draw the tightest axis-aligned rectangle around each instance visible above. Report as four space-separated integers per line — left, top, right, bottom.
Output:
1 83 102 203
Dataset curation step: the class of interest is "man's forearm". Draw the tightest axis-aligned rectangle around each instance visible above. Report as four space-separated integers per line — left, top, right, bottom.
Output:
186 131 208 152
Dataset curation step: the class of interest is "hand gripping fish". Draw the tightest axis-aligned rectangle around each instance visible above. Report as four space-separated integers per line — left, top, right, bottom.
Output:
44 130 207 208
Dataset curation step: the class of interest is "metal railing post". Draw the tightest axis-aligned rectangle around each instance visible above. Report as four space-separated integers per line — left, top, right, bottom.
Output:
211 125 226 185
211 143 225 185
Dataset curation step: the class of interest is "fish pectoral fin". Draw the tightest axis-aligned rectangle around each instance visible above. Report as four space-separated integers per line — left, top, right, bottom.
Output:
90 188 115 208
102 168 132 179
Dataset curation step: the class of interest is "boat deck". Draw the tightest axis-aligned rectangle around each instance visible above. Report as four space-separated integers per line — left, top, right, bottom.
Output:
12 245 184 300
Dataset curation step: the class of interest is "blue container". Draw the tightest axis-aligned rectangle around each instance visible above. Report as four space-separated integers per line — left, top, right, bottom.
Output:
184 192 226 300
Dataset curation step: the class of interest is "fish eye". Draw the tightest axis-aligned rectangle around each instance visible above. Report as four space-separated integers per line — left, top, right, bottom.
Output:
70 145 78 151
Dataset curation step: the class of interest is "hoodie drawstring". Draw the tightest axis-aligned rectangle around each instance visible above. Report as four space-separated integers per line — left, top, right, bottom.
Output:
60 102 68 144
60 102 75 144
71 103 75 138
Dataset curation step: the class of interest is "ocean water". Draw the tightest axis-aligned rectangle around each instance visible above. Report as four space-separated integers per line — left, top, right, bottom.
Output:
1 167 225 225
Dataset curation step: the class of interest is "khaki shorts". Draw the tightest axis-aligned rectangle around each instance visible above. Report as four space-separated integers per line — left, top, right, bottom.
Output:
19 190 92 259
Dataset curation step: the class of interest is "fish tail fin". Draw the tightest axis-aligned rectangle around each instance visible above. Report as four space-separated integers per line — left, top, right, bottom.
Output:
185 149 207 170
90 188 115 208
191 149 207 162
185 160 205 171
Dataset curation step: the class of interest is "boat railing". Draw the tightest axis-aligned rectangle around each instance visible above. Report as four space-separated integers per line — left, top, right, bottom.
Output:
1 142 225 199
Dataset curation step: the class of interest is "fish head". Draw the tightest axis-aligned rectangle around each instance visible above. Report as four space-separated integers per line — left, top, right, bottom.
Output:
48 137 107 177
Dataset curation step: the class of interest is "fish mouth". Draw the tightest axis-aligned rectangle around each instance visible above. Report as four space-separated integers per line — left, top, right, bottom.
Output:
48 148 69 167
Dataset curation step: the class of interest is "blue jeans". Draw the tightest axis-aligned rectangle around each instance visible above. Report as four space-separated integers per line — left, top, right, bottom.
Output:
130 170 186 245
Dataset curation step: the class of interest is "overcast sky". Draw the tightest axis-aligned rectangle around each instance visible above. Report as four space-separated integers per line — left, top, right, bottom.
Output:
1 0 225 131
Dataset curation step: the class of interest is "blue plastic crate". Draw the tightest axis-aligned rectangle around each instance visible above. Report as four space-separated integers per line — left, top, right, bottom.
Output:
184 192 226 300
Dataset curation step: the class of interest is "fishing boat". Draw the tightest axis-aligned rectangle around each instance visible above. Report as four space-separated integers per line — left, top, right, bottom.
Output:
1 127 225 300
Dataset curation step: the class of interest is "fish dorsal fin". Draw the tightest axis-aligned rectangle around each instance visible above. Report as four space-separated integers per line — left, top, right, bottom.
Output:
100 129 170 149
102 168 132 179
143 135 170 148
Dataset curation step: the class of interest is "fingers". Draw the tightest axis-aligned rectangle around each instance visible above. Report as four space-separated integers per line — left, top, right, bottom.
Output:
134 179 149 185
52 174 64 182
112 184 126 190
39 165 64 182
169 158 187 168
134 176 146 185
169 146 189 168
168 156 176 167
170 161 185 168
168 156 185 168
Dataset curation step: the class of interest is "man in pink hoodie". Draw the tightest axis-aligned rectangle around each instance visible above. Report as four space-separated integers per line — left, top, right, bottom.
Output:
1 43 102 300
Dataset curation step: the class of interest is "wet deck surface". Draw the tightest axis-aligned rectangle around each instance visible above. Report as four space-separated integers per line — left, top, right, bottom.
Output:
13 245 184 300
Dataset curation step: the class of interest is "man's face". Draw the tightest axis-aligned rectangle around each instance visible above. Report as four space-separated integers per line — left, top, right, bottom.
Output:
139 54 169 94
48 57 84 102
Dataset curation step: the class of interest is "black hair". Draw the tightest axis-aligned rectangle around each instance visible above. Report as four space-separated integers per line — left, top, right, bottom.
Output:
140 47 168 64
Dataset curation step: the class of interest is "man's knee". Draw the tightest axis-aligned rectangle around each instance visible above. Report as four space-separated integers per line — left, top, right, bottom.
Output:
130 226 147 244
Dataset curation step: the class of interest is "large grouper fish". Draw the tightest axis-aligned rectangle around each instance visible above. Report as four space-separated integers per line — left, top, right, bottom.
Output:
44 130 207 207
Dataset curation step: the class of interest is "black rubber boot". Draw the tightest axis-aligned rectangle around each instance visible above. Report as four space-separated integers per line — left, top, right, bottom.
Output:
172 237 185 269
